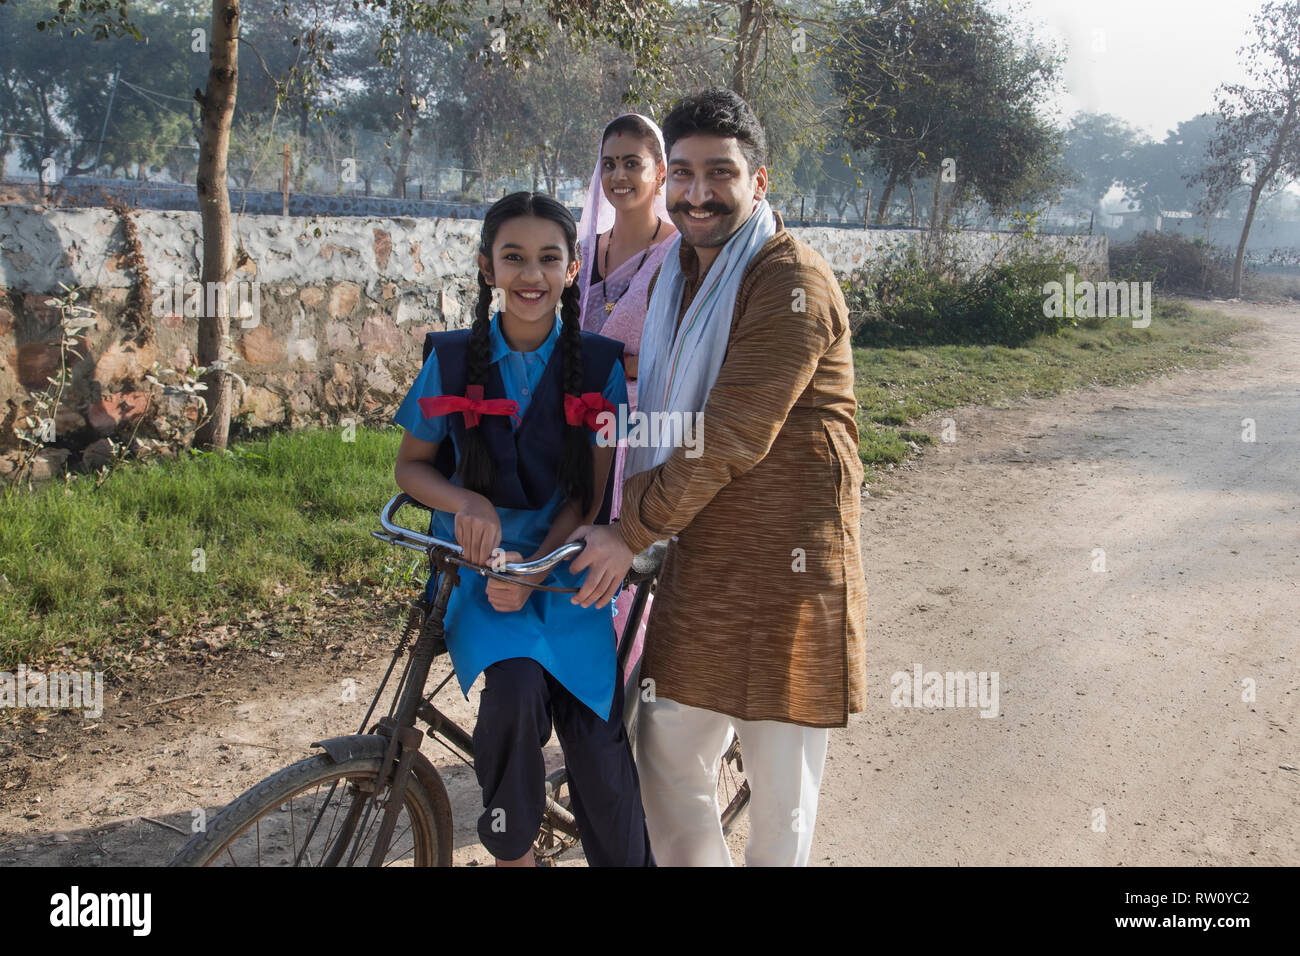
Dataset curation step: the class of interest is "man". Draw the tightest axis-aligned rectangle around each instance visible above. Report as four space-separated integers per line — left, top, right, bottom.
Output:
567 88 867 866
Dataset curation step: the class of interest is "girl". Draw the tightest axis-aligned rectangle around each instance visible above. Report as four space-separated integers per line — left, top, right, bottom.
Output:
577 113 678 705
392 191 653 867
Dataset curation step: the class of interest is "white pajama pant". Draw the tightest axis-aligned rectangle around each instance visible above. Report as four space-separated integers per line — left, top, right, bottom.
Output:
634 695 829 866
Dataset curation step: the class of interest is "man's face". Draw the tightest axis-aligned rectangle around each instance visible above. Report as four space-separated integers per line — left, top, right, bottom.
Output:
664 133 767 249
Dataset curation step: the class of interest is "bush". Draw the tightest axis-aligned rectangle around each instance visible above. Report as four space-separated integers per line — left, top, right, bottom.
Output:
1109 231 1238 296
846 245 1078 347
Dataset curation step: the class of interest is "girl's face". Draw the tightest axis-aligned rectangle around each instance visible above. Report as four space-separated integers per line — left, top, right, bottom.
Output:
478 215 579 331
600 134 664 212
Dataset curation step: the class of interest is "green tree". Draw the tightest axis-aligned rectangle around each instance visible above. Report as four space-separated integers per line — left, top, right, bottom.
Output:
1060 111 1143 217
830 0 1065 225
11 0 676 450
0 0 202 178
1119 114 1218 220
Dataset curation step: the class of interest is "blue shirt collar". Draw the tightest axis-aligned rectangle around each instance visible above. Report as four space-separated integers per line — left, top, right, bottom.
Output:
488 311 563 365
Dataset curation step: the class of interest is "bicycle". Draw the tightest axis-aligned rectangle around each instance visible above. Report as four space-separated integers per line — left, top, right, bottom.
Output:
168 492 750 866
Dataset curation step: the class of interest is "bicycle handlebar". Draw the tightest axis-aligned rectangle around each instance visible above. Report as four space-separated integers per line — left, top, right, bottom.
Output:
373 493 585 576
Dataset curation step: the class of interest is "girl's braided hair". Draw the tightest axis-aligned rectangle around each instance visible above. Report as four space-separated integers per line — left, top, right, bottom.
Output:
462 191 595 514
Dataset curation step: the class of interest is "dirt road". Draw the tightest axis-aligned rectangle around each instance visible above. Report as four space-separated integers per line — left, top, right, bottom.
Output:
2 300 1296 866
820 299 1299 865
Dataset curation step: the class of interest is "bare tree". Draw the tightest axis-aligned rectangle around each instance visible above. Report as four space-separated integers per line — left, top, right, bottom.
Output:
1193 0 1300 296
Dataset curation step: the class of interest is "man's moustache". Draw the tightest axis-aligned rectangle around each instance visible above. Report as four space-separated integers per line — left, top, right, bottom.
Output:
671 203 733 215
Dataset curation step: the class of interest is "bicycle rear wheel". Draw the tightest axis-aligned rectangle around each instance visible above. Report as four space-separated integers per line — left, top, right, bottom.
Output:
534 735 750 863
168 741 453 867
718 734 751 835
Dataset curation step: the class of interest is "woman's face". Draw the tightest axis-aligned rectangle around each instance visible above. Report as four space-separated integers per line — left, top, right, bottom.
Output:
600 133 664 213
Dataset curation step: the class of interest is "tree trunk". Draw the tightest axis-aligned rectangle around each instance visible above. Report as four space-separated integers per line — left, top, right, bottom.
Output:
940 181 957 232
930 166 943 229
326 134 339 193
391 43 413 199
430 127 440 198
193 0 240 452
1229 114 1295 296
875 168 899 225
732 1 765 102
908 182 917 226
545 150 558 197
392 124 413 199
1232 178 1266 297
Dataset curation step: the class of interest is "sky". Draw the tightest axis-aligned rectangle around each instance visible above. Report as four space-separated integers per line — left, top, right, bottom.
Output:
987 0 1267 140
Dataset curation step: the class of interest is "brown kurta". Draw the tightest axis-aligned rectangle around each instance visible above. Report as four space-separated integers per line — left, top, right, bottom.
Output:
616 210 868 728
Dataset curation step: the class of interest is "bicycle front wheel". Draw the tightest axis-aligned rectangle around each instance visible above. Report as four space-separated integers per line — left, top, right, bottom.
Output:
168 743 453 867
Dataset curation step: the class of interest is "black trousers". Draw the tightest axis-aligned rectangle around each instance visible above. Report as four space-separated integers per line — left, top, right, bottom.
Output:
472 656 655 866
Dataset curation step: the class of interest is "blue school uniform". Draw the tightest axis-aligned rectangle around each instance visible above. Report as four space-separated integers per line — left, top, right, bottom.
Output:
392 311 628 721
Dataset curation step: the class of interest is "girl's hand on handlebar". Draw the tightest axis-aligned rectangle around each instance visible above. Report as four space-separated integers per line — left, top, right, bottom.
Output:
485 550 537 613
454 495 501 566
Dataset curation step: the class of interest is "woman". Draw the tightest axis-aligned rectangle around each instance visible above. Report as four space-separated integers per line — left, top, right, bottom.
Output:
577 112 677 707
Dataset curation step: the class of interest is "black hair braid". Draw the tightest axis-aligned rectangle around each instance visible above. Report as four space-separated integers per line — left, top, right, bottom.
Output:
459 270 497 499
558 281 595 515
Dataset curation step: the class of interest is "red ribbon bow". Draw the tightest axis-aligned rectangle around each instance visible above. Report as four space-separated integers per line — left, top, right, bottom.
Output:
418 385 521 429
564 391 617 431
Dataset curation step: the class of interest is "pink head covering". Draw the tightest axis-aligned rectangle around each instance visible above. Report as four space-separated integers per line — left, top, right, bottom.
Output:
579 113 674 249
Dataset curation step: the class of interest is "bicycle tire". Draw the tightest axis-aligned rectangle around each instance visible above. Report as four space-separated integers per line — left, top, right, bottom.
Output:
168 740 453 867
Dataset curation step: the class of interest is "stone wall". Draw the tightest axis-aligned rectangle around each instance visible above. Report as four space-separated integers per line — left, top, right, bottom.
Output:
0 203 1107 474
792 223 1108 279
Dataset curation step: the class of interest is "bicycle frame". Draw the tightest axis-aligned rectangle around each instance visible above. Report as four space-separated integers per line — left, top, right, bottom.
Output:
298 493 643 862
168 494 745 867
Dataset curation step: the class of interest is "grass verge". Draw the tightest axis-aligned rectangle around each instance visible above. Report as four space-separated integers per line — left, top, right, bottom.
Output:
0 299 1259 667
854 299 1256 474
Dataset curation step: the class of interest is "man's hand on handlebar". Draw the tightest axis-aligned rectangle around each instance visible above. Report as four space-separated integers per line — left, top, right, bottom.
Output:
565 524 634 609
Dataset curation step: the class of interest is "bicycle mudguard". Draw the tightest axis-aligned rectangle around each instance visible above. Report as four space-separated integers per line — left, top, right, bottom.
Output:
310 734 389 764
310 734 449 796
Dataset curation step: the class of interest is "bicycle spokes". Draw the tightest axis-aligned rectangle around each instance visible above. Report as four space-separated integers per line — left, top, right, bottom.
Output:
213 774 423 867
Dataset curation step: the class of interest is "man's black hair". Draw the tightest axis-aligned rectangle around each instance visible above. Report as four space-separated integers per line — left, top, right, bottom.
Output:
660 88 767 179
